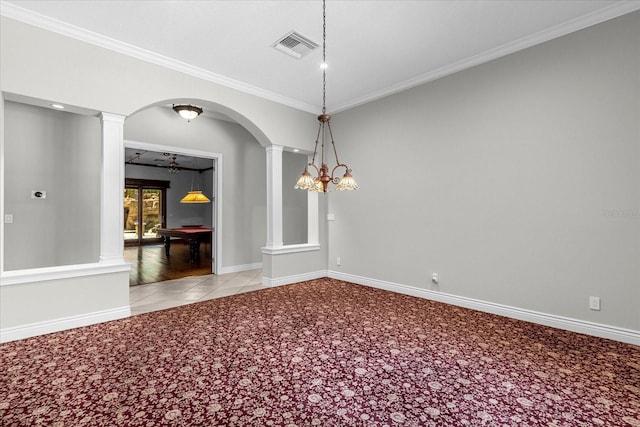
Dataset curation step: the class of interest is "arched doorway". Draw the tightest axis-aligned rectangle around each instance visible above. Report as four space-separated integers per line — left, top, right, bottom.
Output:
124 101 267 285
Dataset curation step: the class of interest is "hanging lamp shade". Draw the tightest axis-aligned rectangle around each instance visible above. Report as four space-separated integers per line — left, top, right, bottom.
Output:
180 190 210 204
294 168 315 190
335 169 359 191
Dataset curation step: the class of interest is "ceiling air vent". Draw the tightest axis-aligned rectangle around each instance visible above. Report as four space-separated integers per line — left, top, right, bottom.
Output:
272 31 319 59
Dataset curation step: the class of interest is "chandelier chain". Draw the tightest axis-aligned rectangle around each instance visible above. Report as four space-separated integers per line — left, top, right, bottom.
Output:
322 0 327 114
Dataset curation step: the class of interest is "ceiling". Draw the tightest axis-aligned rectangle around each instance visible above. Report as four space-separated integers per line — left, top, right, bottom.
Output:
125 148 213 171
2 1 639 113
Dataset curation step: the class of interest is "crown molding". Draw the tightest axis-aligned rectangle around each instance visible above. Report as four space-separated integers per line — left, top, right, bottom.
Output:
2 1 638 115
332 1 640 113
0 1 318 114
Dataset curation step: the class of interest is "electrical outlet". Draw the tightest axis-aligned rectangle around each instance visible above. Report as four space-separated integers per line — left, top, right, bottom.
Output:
589 296 601 311
432 273 439 284
336 257 341 266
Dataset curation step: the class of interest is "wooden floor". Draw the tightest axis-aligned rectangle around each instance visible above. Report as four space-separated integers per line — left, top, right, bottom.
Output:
124 242 213 287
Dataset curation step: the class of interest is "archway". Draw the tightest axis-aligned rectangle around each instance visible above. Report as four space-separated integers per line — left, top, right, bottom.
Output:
124 100 271 282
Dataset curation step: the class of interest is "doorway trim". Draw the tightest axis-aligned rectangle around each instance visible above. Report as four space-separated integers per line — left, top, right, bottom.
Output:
124 140 223 275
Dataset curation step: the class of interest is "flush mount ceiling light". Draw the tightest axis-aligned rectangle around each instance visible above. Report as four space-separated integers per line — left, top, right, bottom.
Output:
172 104 203 122
295 0 358 193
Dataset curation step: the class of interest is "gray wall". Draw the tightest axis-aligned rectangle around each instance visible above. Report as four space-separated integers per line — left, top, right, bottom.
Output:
329 12 640 330
283 151 308 245
0 14 322 338
125 107 266 268
4 101 101 270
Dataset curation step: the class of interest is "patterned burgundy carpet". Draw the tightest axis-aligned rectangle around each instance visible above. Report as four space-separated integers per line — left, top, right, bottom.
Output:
1 278 639 426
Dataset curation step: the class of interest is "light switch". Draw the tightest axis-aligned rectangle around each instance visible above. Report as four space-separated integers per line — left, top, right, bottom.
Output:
4 214 13 224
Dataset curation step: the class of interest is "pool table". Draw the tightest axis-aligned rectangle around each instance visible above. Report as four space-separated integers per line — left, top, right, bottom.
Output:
156 227 213 263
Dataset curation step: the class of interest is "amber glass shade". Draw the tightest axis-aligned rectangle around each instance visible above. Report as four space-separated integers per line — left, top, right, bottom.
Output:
180 190 210 204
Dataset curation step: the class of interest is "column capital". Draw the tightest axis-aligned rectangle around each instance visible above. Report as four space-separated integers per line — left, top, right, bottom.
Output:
100 112 126 124
266 144 284 153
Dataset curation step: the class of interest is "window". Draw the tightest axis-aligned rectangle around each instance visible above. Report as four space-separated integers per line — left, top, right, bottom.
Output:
124 179 170 245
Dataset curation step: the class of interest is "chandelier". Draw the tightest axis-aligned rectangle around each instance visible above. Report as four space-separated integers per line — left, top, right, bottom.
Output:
295 0 358 193
167 154 180 173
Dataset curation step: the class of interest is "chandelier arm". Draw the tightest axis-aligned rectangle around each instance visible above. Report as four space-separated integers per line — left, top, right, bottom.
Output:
311 122 322 166
321 123 326 167
308 162 321 175
330 163 350 182
326 121 343 166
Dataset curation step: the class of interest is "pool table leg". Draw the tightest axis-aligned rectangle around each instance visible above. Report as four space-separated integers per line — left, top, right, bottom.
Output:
163 236 171 257
188 239 200 263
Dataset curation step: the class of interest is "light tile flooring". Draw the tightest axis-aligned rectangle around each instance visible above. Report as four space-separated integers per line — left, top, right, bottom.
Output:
129 269 264 316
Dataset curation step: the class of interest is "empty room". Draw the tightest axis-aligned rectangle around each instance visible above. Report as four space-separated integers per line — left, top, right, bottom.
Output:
1 1 638 426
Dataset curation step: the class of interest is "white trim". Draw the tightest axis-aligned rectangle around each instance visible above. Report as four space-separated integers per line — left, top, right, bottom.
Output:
218 262 263 275
0 305 131 343
261 270 327 287
3 1 638 114
307 162 319 245
0 261 130 286
0 1 317 114
124 140 223 277
331 1 640 113
261 243 320 255
328 271 640 346
265 145 284 249
100 112 126 264
0 94 6 273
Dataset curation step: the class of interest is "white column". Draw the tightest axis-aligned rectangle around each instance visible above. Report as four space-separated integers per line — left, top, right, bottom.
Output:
265 145 284 249
99 112 126 264
0 95 5 272
307 193 319 245
307 153 319 245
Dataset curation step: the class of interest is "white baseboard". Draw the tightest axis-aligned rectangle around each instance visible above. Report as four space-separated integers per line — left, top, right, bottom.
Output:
0 306 131 343
5 273 636 346
328 271 640 346
262 270 327 287
218 262 262 275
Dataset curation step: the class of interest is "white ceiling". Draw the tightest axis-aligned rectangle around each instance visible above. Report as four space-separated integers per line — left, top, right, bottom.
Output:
2 1 639 113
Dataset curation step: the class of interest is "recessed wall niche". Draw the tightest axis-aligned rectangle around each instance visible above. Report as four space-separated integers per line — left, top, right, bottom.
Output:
283 151 308 245
3 101 101 270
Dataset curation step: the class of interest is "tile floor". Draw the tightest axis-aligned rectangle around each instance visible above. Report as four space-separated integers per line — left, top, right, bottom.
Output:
129 269 264 316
